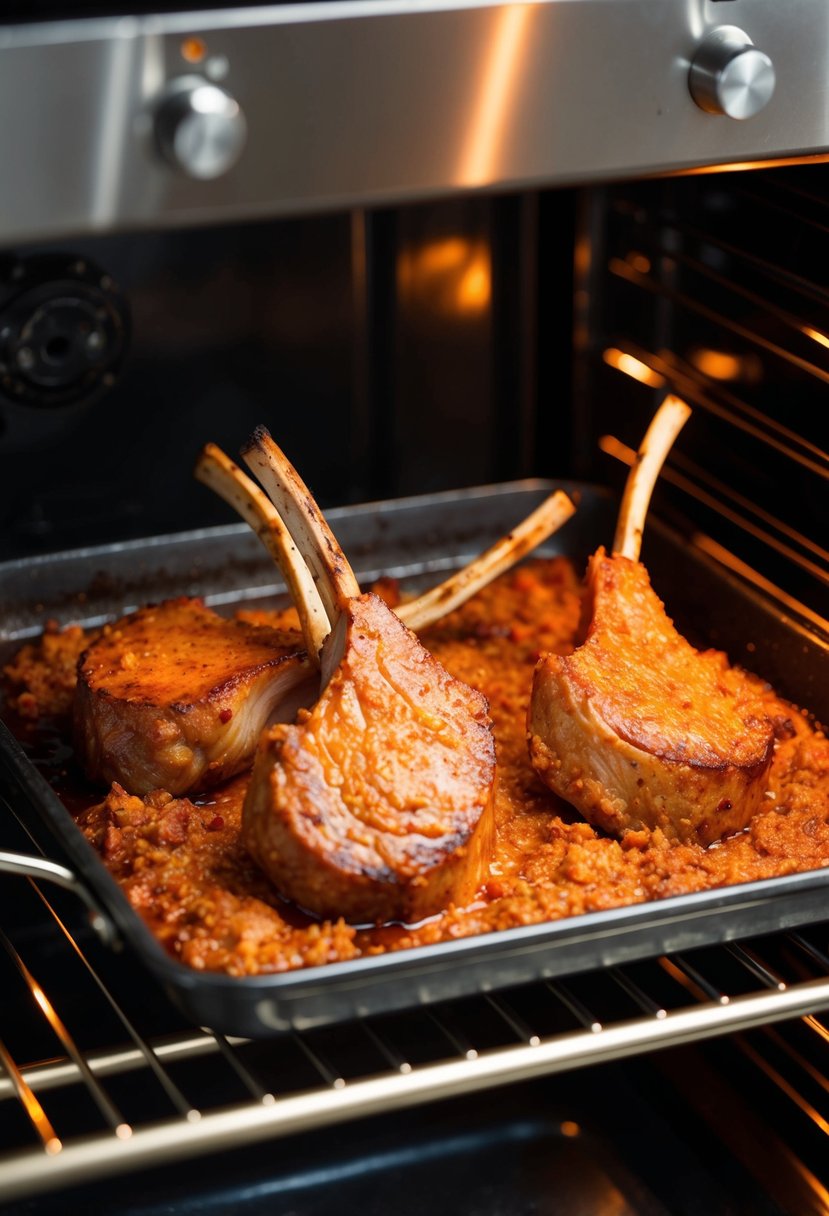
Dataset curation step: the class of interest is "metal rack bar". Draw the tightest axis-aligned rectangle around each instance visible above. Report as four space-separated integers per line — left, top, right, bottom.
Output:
650 213 829 311
599 411 826 567
207 1031 274 1104
790 933 829 972
753 1023 829 1098
2 854 829 1206
734 1036 829 1138
546 980 603 1033
634 241 829 368
0 928 128 1137
291 1032 345 1090
598 426 829 633
610 967 667 1019
427 1009 478 1061
0 1033 61 1157
607 242 829 389
2 971 829 1204
623 346 826 475
485 994 541 1047
661 955 730 1004
726 943 788 992
360 1021 412 1075
0 1032 242 1099
28 884 196 1118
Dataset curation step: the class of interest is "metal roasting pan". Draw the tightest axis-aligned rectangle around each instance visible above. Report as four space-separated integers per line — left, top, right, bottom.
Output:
1 481 827 1036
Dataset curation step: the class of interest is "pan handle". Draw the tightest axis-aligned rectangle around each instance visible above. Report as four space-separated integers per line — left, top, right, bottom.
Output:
0 850 119 949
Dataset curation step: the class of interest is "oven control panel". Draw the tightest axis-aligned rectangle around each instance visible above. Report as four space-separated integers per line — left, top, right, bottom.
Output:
688 26 776 120
0 0 824 242
155 76 247 180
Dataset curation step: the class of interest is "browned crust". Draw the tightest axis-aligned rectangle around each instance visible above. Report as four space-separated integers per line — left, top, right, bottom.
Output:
74 597 312 796
558 654 775 777
574 551 774 771
527 551 775 845
242 593 496 923
18 556 828 977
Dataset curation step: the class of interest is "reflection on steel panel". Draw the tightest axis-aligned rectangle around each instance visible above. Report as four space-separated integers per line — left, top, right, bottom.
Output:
1 0 829 241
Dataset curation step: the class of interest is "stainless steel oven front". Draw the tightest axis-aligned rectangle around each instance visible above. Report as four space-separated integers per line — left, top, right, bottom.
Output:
1 1 828 1212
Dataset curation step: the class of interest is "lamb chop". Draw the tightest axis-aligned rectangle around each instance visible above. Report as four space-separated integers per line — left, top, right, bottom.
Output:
74 597 312 798
239 427 499 924
76 445 574 800
528 396 775 846
74 449 326 797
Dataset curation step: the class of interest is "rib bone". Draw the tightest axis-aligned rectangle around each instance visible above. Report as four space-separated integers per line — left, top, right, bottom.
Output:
241 425 360 630
74 444 330 799
612 394 691 560
195 444 329 665
203 440 577 651
239 428 496 924
528 396 774 846
397 490 576 632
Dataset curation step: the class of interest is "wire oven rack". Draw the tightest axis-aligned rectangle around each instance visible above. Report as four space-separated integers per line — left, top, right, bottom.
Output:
2 790 829 1207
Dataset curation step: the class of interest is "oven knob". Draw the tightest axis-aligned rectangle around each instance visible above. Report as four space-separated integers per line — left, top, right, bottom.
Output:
689 26 776 120
155 77 247 180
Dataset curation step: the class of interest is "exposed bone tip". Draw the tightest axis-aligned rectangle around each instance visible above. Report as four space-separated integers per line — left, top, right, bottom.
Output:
192 439 329 666
663 393 692 422
194 442 214 471
397 488 576 632
241 424 273 456
612 395 691 562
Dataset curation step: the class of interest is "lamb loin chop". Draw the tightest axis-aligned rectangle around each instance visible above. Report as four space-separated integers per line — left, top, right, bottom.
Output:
75 598 312 797
76 444 574 800
74 452 325 796
528 396 775 846
240 428 498 924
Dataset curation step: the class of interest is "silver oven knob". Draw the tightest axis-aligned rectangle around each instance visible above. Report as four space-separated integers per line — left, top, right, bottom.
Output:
155 77 247 180
689 26 775 120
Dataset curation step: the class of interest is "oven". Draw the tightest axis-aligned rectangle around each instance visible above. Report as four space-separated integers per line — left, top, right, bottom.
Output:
0 1 828 1212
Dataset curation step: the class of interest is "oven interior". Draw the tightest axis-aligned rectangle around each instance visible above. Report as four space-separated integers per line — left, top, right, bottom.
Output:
1 132 828 1216
2 169 825 623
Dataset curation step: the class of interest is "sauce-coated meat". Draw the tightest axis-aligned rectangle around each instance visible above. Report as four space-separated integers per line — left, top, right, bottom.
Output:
75 598 314 796
243 593 496 923
236 428 497 924
528 550 775 844
5 558 829 977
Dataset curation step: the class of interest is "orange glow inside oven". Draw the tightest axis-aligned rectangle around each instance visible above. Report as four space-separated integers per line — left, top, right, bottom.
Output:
181 37 207 64
397 238 491 315
602 347 665 388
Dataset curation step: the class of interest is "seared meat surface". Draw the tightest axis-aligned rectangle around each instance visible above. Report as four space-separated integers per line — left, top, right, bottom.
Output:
239 429 497 923
244 592 495 923
528 549 774 844
72 441 572 808
75 598 313 796
11 555 827 977
528 397 775 846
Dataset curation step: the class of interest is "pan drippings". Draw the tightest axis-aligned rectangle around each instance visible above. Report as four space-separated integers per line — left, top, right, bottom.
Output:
4 557 829 977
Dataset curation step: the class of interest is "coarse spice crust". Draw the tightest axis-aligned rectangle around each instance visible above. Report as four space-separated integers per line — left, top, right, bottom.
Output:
74 597 313 796
528 550 777 845
5 557 829 977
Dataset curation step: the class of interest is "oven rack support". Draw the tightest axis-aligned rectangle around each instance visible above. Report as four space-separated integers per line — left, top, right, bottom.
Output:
1 898 829 1204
